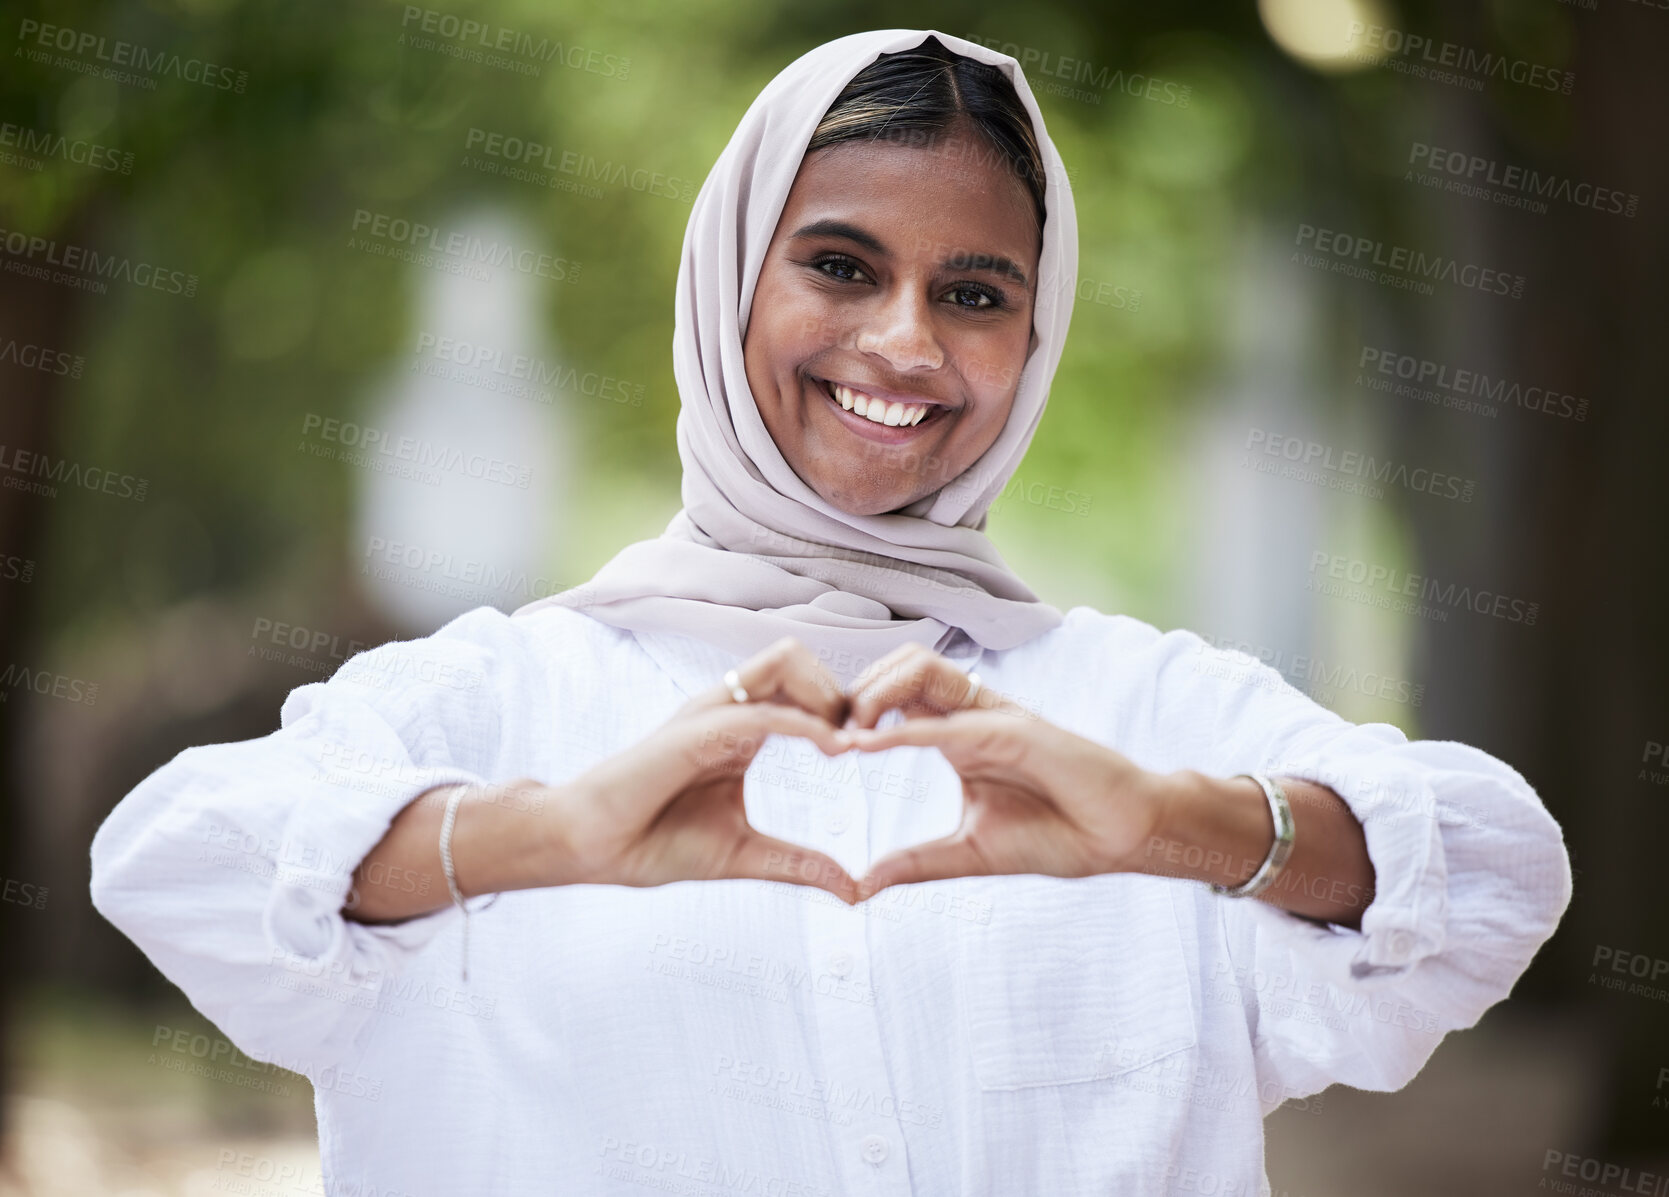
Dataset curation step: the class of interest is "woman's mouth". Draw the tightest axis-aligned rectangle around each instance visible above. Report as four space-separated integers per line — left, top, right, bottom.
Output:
811 377 949 443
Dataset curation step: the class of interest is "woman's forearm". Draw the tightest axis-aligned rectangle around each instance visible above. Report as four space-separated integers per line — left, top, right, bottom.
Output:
344 778 577 924
1139 771 1377 928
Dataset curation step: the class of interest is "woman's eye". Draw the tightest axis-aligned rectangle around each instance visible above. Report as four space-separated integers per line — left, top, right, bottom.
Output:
815 256 867 283
947 285 1001 310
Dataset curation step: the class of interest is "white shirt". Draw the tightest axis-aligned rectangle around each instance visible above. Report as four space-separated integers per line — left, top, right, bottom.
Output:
89 603 1571 1196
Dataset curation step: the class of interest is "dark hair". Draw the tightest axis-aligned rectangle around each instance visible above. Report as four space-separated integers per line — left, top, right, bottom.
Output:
805 36 1047 234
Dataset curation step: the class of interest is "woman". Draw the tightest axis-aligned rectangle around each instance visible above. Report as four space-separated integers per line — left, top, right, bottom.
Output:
91 29 1571 1195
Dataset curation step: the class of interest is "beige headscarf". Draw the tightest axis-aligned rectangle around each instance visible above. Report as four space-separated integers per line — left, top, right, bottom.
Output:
513 29 1078 671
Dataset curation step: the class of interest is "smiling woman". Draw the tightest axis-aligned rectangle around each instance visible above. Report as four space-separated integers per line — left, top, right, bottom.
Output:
88 28 1572 1197
745 40 1044 513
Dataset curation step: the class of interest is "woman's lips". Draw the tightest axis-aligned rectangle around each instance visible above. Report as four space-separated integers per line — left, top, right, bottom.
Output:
812 377 947 444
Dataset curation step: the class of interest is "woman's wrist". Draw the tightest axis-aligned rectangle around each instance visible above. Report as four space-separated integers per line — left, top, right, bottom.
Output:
346 777 582 923
1118 770 1273 889
1118 769 1376 927
442 778 580 896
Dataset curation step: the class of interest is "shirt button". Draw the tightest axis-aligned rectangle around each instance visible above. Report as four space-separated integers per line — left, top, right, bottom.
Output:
825 811 849 835
1387 931 1414 962
860 1134 888 1164
827 950 853 978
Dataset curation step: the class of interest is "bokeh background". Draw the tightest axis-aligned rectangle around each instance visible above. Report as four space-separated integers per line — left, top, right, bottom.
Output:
1 0 1665 1192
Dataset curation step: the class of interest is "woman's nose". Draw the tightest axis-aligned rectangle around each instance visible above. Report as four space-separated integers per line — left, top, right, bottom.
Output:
854 289 945 373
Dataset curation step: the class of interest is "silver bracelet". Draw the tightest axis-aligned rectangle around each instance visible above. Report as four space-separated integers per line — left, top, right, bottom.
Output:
438 784 498 982
1210 774 1296 899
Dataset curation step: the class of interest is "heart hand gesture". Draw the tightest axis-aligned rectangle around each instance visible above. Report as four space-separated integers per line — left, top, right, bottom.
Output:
840 643 1167 901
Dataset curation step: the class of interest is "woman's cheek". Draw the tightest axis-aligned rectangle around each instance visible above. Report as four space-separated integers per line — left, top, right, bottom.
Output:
963 353 1020 395
810 301 857 354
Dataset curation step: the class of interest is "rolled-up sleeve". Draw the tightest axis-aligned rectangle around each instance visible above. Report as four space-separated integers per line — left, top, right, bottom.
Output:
1149 630 1572 1103
89 605 527 1073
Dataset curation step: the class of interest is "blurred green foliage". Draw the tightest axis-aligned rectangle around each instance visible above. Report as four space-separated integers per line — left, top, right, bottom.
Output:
0 0 1298 656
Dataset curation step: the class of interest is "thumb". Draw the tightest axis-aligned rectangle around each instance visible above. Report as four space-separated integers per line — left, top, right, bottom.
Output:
856 835 990 902
722 831 861 905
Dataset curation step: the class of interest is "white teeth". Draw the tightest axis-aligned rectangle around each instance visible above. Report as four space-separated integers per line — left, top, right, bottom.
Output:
833 383 929 429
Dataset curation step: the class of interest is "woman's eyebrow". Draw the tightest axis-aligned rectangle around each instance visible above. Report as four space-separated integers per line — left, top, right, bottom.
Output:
791 218 887 254
946 250 1030 288
790 218 1030 287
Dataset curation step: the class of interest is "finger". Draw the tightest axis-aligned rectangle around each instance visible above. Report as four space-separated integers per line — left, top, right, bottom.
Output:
844 709 982 750
685 701 854 777
847 652 977 729
856 836 991 901
847 641 927 697
846 710 1032 773
726 832 861 905
693 637 850 727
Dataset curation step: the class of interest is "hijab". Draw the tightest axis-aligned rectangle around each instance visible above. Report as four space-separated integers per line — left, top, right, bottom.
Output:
512 29 1078 675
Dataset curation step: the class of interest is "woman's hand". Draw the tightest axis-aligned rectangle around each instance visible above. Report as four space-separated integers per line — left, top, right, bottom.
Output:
552 637 863 903
842 643 1169 900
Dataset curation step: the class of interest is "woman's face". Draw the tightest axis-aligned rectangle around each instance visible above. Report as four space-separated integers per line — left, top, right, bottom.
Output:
743 126 1041 516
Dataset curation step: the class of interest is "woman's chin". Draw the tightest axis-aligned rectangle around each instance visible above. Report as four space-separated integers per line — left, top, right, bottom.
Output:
807 475 901 516
815 477 932 517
